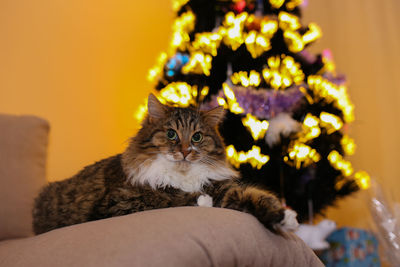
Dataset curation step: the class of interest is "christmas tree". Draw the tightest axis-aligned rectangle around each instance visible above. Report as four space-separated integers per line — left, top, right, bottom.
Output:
139 0 371 222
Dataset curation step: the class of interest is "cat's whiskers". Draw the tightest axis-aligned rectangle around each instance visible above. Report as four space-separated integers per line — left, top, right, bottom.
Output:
199 157 220 167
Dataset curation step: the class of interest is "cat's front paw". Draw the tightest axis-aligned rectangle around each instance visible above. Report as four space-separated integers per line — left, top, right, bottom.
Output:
277 209 299 232
197 194 213 207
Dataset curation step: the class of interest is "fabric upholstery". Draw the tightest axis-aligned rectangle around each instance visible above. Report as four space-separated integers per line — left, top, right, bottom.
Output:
0 207 323 267
0 114 49 240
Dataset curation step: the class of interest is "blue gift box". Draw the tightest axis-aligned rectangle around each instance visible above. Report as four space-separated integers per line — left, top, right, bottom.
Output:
320 227 380 267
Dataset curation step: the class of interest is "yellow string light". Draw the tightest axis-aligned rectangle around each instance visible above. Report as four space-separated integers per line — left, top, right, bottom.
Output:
192 32 222 57
302 23 322 44
279 12 301 31
283 31 304 53
261 20 279 37
269 0 304 11
147 11 195 83
242 114 269 140
158 82 200 107
217 97 228 108
147 52 168 82
181 52 213 76
221 12 248 51
245 31 271 58
262 55 305 90
335 171 370 191
135 100 148 122
231 70 262 87
249 71 262 86
301 113 321 141
278 12 322 53
308 75 355 122
284 142 321 169
200 86 209 99
341 135 356 155
170 11 196 51
327 150 354 177
286 0 303 10
320 112 343 134
226 145 270 169
134 85 207 122
222 83 244 114
354 171 371 190
320 59 336 74
269 0 285 9
172 0 189 11
134 86 208 122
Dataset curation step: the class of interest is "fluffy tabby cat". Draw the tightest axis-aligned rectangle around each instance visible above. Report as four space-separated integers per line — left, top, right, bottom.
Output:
33 94 298 235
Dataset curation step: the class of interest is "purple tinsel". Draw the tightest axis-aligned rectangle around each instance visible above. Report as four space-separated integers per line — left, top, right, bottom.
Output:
322 73 347 86
203 84 305 119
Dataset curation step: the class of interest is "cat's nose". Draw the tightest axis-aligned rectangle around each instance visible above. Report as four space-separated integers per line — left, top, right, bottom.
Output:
181 144 191 158
182 149 190 158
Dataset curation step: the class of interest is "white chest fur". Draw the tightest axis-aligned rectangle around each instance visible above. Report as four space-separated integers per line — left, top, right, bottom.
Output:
127 155 237 192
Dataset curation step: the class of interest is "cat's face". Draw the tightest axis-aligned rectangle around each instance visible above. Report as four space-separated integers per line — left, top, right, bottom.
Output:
134 94 226 169
123 94 237 192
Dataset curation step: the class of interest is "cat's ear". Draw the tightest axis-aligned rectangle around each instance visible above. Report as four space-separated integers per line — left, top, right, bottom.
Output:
147 94 167 119
202 106 225 127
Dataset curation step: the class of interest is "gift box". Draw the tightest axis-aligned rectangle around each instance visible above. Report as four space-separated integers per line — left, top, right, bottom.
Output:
320 227 380 267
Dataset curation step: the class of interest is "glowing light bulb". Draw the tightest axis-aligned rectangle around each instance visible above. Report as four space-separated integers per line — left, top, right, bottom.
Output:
261 21 278 37
217 97 227 108
262 55 304 90
286 0 303 10
302 23 322 44
242 114 269 140
172 0 189 11
301 114 321 141
245 31 271 58
223 83 235 100
181 52 212 76
135 101 148 122
308 75 355 123
328 150 354 177
227 145 235 157
320 112 343 133
200 86 209 97
147 53 168 82
341 135 356 155
283 31 304 53
270 0 285 9
249 71 261 86
222 83 244 114
192 32 222 56
285 142 321 169
158 82 201 107
226 145 270 169
279 12 301 31
354 171 371 190
304 114 319 128
231 71 261 87
170 11 195 51
222 12 248 51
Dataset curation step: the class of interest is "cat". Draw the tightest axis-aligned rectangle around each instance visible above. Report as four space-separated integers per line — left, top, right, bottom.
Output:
32 94 298 235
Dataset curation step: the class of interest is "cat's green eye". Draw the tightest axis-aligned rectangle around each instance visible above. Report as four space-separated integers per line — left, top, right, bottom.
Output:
167 129 178 141
191 132 203 143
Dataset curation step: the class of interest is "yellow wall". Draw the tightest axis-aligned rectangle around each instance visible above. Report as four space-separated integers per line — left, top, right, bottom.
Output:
303 0 400 230
0 0 175 181
1 0 399 231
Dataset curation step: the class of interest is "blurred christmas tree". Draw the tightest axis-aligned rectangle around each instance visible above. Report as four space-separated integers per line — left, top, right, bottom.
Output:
139 0 371 222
